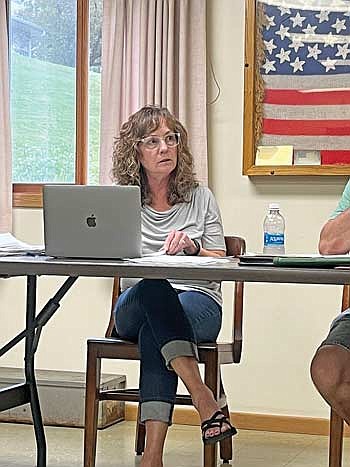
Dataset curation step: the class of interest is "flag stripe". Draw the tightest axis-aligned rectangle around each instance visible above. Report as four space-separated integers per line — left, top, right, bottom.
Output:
263 118 350 136
321 150 350 164
264 0 350 12
264 103 350 120
264 89 350 105
261 135 350 150
264 74 350 90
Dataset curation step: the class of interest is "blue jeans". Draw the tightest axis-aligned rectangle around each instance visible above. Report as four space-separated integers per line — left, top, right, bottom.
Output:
114 279 222 424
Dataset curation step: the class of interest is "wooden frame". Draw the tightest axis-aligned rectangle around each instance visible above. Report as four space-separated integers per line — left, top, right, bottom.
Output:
10 0 89 207
243 0 350 176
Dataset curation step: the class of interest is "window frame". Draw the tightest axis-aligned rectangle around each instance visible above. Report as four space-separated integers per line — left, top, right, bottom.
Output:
9 0 90 207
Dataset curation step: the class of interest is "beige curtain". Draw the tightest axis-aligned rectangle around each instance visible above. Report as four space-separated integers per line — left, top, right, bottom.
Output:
0 1 12 233
100 0 207 185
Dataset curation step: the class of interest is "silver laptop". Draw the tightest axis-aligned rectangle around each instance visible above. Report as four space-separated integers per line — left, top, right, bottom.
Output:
43 185 141 259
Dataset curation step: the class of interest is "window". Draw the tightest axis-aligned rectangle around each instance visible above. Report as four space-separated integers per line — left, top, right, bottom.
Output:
9 0 102 206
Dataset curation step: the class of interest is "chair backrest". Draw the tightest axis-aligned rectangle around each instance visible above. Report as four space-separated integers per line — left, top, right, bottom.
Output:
104 235 246 338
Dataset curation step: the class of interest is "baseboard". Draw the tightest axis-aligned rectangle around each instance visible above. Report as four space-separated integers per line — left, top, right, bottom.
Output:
125 404 350 437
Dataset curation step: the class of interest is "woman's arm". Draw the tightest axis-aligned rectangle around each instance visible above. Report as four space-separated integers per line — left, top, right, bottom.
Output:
163 230 225 257
184 238 225 257
162 188 226 257
196 247 225 257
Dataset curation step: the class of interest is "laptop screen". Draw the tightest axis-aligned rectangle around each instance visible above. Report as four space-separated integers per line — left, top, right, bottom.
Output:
43 185 141 259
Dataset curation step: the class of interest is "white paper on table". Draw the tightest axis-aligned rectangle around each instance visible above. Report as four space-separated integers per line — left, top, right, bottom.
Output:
127 255 236 265
0 232 44 256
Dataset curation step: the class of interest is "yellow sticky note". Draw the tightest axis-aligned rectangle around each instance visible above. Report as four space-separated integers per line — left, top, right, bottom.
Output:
255 145 293 166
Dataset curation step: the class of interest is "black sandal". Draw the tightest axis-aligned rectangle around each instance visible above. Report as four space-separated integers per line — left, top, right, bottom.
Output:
201 410 237 445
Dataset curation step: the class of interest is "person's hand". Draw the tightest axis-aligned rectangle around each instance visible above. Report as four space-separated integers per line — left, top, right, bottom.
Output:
163 230 198 255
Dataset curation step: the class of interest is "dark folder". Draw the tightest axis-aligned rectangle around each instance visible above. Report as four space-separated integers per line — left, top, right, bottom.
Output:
238 255 275 266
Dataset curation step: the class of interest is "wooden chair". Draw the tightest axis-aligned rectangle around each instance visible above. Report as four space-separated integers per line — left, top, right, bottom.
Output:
329 284 350 467
84 235 246 467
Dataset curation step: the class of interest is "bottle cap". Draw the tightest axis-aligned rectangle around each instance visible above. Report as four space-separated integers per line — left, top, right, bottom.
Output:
268 202 280 210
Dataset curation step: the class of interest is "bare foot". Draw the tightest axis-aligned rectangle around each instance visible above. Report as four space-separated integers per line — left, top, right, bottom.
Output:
193 386 232 441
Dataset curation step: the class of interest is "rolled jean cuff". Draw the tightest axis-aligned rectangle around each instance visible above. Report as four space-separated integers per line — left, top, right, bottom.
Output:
161 340 199 369
140 401 173 425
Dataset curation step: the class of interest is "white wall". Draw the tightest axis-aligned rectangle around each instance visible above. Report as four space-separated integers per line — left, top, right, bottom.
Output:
0 0 348 420
207 0 348 418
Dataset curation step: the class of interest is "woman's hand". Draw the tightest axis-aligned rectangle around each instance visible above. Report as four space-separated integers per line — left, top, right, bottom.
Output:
163 230 198 255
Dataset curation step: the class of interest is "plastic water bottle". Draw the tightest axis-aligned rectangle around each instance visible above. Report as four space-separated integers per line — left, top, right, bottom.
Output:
263 203 285 255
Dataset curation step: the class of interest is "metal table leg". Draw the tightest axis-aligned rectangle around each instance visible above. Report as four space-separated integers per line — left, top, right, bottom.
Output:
0 275 78 467
25 275 46 467
0 275 78 466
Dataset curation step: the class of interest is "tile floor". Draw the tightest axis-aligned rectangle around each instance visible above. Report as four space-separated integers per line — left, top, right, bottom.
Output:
0 420 347 467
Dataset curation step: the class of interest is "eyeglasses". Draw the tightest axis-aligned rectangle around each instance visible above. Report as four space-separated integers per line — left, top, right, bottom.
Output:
138 132 180 150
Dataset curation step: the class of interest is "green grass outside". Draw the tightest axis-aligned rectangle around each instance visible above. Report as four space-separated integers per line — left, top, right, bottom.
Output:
11 52 101 184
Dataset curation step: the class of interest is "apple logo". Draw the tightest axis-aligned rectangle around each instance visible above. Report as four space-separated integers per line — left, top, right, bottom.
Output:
86 214 97 227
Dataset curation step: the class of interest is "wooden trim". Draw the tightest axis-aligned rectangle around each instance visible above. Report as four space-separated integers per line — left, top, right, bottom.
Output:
75 0 89 185
13 184 43 208
125 404 350 437
242 0 256 176
246 165 350 176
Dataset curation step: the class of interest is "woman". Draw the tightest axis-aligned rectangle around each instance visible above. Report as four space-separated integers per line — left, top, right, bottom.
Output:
112 105 236 467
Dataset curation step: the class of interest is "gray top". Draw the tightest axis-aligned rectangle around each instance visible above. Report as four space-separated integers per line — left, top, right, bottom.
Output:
121 186 226 304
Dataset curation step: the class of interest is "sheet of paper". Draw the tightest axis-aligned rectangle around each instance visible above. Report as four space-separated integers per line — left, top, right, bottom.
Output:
294 150 321 165
255 145 293 166
0 232 44 256
127 255 236 265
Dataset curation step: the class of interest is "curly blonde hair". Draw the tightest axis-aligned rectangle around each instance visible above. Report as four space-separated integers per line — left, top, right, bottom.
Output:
112 105 198 206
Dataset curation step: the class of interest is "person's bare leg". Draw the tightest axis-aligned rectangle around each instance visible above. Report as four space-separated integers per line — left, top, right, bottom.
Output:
311 345 350 424
140 420 168 467
171 355 231 439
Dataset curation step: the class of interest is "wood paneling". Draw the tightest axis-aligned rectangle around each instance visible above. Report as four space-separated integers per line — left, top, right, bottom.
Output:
125 403 350 437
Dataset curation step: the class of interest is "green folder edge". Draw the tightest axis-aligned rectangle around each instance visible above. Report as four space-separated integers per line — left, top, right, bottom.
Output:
273 256 350 268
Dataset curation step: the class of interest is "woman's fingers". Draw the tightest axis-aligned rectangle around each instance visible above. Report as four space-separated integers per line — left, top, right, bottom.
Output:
164 231 190 255
163 230 176 253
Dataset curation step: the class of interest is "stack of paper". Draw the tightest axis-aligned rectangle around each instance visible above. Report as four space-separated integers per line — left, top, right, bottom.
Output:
127 254 236 266
0 233 44 257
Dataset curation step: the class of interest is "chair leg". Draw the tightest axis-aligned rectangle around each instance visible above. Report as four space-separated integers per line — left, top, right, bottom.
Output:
135 404 146 456
203 353 220 467
84 344 101 467
329 408 344 467
218 377 232 463
219 404 233 463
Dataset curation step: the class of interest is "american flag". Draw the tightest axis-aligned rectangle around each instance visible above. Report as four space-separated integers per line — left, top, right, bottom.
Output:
259 0 350 164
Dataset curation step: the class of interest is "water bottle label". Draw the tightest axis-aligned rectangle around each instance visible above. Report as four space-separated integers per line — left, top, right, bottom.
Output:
264 233 284 246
